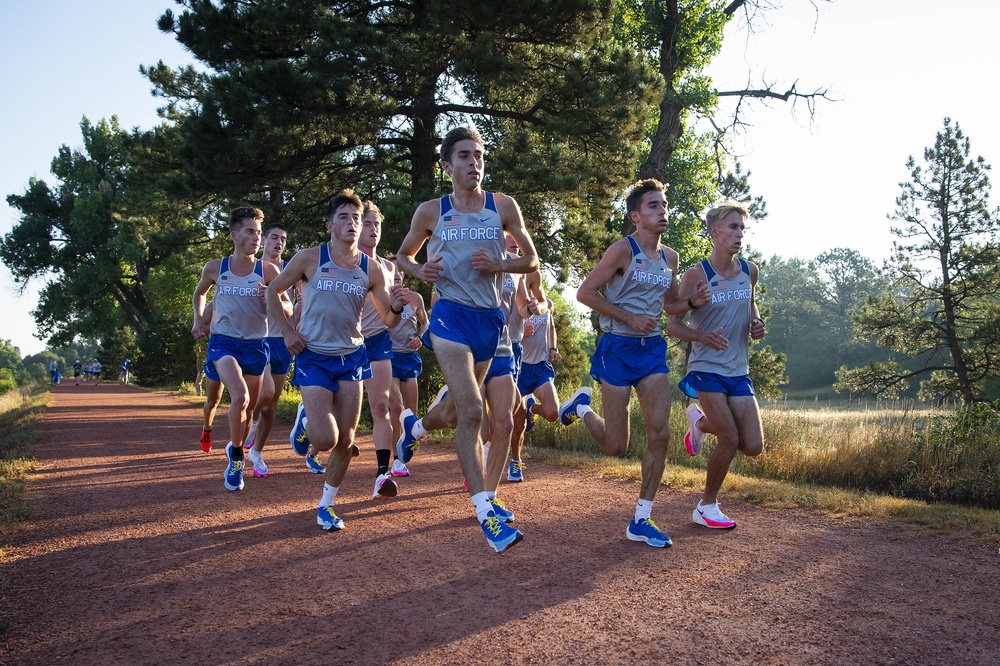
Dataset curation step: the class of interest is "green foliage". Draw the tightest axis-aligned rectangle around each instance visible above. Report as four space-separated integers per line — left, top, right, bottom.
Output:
761 251 892 392
0 385 46 534
146 0 663 277
837 119 1000 405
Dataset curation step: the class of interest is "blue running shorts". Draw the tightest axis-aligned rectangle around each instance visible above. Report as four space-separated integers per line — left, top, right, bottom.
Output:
205 334 269 380
678 371 755 398
294 346 366 391
589 333 669 388
517 360 555 396
427 299 504 364
361 329 393 380
265 336 293 375
391 350 423 381
486 354 517 381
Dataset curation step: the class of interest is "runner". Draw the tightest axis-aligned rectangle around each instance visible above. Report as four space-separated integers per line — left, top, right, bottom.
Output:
568 178 710 548
266 190 409 531
192 206 282 491
668 200 766 530
395 126 539 553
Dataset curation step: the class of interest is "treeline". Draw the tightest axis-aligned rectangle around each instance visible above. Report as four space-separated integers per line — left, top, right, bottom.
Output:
3 4 998 405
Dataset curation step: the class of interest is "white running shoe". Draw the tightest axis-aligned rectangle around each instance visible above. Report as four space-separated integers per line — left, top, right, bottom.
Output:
248 447 268 477
684 403 706 456
428 384 449 413
244 419 259 450
692 501 736 529
391 458 410 477
372 472 398 500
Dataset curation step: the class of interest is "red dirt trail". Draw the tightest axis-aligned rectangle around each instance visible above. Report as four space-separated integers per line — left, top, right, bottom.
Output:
1 383 998 665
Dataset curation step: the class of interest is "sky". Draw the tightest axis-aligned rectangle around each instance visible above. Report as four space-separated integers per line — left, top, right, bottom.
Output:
1 0 997 358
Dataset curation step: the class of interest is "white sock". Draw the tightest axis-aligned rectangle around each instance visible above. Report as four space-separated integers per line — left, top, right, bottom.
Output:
486 490 496 501
411 418 428 440
472 492 493 522
577 404 594 419
320 483 339 507
634 498 653 522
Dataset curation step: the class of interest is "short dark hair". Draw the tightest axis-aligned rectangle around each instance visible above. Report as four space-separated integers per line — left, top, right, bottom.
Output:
262 222 287 237
228 206 264 233
624 179 667 217
325 190 363 222
440 126 485 164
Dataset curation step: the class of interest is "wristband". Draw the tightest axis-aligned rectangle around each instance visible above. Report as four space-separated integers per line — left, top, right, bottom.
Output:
550 347 558 353
687 298 699 310
390 304 403 315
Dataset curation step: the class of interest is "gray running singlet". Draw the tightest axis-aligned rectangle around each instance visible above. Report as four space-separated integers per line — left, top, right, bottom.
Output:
686 258 753 376
425 192 504 309
211 256 268 340
361 255 393 338
389 303 419 353
265 259 287 339
298 244 369 356
521 311 550 364
598 236 672 338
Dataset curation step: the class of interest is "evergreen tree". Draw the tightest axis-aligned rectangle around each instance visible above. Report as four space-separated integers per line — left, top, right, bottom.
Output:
836 119 1000 405
145 0 663 274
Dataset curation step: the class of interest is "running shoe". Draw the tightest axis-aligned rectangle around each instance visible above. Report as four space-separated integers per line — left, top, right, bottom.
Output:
305 453 325 474
244 419 258 450
428 384 448 412
481 512 523 553
395 409 421 464
558 387 592 426
626 517 672 548
248 447 268 477
391 459 410 477
684 403 706 456
199 429 213 453
524 396 536 432
489 497 515 523
317 505 344 531
290 402 310 456
372 472 398 501
507 460 525 482
692 501 737 529
224 442 245 491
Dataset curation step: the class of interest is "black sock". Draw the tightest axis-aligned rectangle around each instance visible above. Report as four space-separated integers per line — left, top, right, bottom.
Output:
376 449 390 475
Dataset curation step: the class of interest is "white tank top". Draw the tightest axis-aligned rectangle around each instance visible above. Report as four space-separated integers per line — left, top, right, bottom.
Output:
211 256 268 340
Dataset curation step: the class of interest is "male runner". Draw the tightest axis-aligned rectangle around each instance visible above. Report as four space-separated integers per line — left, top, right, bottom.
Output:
192 206 282 491
266 190 408 531
569 178 710 547
395 126 538 553
668 201 765 530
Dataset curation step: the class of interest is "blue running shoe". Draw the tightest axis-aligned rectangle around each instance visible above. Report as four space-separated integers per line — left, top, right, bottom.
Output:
305 453 325 474
395 408 421 464
224 442 245 491
317 505 344 531
626 517 672 548
290 401 309 456
524 396 536 432
507 460 525 482
558 387 592 426
482 511 523 553
489 497 515 523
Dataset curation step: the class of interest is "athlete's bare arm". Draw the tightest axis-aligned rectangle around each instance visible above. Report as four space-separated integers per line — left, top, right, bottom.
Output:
191 259 222 338
577 239 661 335
397 201 441 283
266 247 318 354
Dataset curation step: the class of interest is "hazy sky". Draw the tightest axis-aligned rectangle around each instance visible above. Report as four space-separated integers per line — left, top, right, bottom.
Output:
1 1 996 357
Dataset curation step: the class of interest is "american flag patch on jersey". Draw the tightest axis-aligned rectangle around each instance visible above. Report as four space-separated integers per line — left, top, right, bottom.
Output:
443 213 461 226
